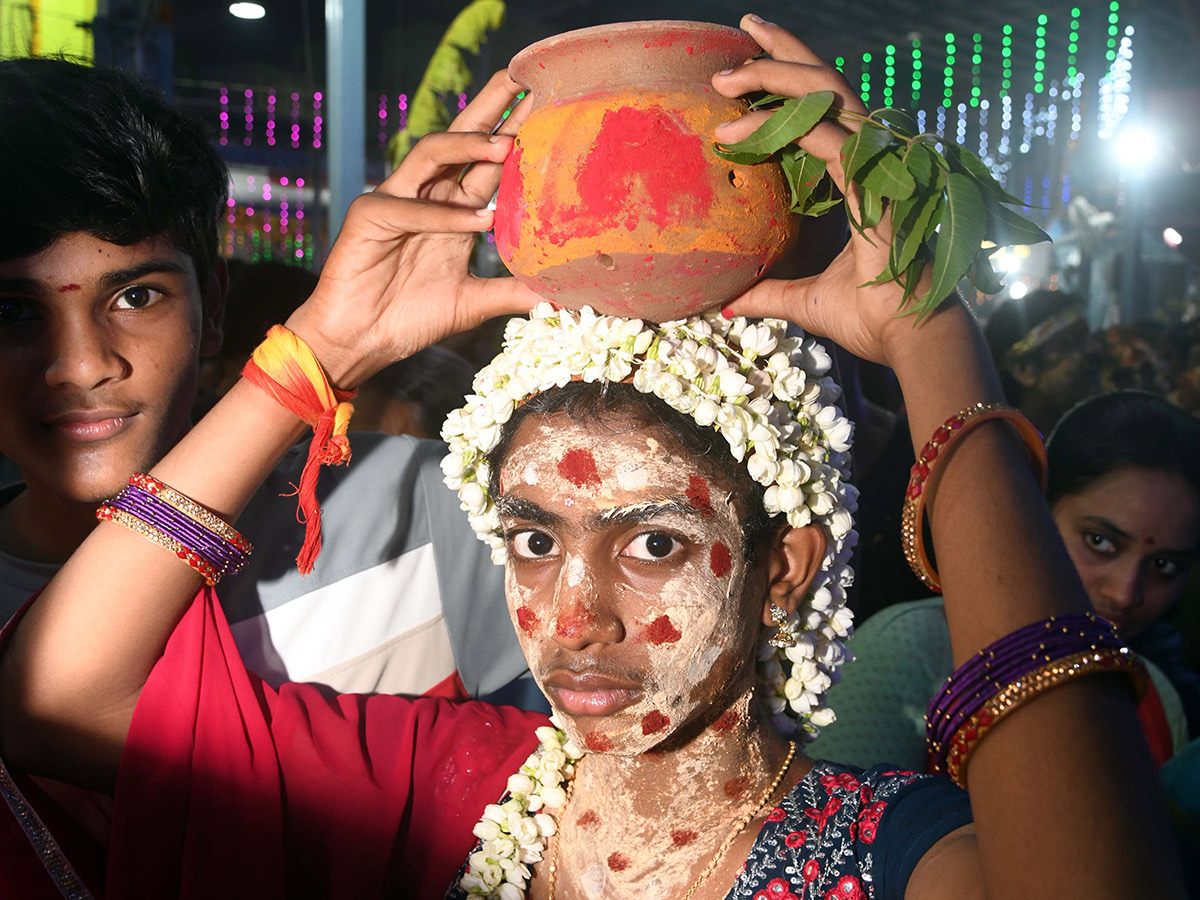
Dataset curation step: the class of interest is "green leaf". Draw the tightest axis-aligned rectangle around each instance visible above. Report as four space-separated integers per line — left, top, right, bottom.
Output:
972 248 1007 295
716 91 835 158
894 183 942 274
945 144 1023 206
840 121 896 182
983 196 1052 247
858 149 917 200
872 107 918 137
860 186 884 230
712 144 772 165
780 147 828 209
916 173 987 318
801 196 843 216
903 142 938 190
749 93 790 110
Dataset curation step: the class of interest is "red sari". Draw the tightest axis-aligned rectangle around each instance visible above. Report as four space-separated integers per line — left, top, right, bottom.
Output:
0 590 545 899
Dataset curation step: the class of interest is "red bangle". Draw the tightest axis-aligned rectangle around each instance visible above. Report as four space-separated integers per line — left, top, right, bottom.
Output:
901 403 1048 592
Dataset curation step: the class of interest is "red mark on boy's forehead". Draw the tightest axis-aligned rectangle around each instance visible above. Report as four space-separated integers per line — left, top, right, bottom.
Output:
643 614 682 645
685 475 713 516
710 542 732 578
711 709 741 734
515 606 539 635
585 732 613 752
1144 536 1156 547
577 809 600 827
724 775 750 798
607 852 630 872
671 829 698 847
57 283 82 292
641 710 669 735
557 449 600 487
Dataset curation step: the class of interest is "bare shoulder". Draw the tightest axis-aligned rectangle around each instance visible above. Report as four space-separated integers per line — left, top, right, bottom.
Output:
904 824 985 900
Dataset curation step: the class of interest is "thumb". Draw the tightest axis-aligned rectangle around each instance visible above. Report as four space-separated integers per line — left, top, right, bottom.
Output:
462 275 546 325
720 276 820 326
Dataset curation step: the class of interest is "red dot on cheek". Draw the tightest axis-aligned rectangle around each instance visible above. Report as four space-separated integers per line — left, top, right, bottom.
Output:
641 710 670 735
607 852 630 872
643 614 682 645
724 775 750 798
711 709 741 734
671 829 699 847
516 606 539 635
710 542 732 578
585 732 614 752
557 448 601 487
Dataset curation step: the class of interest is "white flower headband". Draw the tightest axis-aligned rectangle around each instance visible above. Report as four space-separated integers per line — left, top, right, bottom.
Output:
441 302 859 738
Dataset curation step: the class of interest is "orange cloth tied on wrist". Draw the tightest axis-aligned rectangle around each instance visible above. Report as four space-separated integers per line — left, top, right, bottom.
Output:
242 324 356 574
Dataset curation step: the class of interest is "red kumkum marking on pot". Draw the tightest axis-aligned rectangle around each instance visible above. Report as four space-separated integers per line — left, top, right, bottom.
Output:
641 710 669 734
557 448 600 487
672 829 698 846
607 852 630 872
585 732 613 752
710 542 732 578
493 144 524 256
685 475 712 515
644 614 682 645
724 775 750 798
711 709 741 734
516 606 539 635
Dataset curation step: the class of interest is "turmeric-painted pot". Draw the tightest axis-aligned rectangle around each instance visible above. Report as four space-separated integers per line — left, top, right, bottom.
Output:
494 21 798 321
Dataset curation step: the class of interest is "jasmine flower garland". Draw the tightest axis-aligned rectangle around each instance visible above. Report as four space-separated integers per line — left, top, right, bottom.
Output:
441 303 858 739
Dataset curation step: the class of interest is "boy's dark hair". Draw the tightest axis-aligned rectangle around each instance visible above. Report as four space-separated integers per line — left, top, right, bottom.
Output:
486 381 781 561
1046 390 1200 506
0 58 228 285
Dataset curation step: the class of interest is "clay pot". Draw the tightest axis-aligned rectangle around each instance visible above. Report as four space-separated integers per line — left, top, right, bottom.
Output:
494 21 798 321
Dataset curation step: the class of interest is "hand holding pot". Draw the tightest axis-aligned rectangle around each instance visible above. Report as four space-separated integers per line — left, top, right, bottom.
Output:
286 71 544 388
715 16 950 368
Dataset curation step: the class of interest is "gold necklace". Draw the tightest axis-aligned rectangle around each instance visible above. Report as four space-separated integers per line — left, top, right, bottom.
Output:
545 741 797 900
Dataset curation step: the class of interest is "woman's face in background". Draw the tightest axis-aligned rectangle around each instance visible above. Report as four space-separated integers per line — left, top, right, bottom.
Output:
1052 466 1200 639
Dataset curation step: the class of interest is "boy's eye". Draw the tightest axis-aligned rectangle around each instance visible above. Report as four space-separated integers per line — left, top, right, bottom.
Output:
112 286 164 310
510 530 558 559
0 298 37 324
623 532 681 561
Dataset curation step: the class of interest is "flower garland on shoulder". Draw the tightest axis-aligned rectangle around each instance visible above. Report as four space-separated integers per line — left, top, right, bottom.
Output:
441 303 859 741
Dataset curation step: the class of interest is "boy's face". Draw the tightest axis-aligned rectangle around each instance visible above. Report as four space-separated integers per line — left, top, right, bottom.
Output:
497 411 765 756
0 232 222 504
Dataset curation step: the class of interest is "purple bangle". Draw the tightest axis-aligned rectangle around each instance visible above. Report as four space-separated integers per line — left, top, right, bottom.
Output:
106 485 249 579
926 613 1126 769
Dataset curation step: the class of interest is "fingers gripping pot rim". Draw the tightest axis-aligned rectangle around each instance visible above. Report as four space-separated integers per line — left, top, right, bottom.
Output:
440 303 858 739
493 21 798 322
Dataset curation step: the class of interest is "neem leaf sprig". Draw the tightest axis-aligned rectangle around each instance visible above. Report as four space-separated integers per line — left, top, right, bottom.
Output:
715 92 1051 320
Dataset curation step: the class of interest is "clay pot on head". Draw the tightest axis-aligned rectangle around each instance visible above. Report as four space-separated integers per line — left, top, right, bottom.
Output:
494 21 798 322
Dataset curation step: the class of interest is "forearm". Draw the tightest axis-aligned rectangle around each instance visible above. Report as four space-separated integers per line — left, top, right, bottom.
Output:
0 376 306 789
887 302 1183 898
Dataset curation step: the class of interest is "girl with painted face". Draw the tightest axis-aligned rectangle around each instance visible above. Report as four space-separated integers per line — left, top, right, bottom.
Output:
0 15 1185 900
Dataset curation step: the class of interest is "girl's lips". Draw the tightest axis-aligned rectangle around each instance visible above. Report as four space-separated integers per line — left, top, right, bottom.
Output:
547 685 642 717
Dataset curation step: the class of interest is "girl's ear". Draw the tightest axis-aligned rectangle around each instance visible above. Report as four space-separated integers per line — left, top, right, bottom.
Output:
761 524 827 626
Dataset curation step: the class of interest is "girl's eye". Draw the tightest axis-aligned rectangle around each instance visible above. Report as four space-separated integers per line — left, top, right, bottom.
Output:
1083 532 1116 555
510 530 558 559
623 531 682 561
112 286 164 311
1151 557 1181 578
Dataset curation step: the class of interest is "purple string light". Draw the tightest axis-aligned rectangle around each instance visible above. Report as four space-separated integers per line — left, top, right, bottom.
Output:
313 91 323 149
243 87 254 146
219 87 229 146
290 91 301 149
378 93 389 147
398 92 408 130
266 90 277 146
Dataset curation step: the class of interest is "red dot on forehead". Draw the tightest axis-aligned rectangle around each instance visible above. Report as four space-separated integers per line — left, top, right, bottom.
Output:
711 709 741 734
56 283 82 293
1144 537 1156 547
643 614 682 645
607 852 630 872
641 710 670 735
585 732 613 752
685 475 713 516
557 448 601 487
515 606 539 635
710 542 732 578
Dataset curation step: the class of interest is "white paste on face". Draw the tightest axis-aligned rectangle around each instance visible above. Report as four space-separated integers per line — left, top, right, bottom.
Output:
581 865 607 899
566 555 586 588
523 462 540 485
616 461 649 492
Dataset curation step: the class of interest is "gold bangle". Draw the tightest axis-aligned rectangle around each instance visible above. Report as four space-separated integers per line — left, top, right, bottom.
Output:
96 506 219 586
943 647 1148 788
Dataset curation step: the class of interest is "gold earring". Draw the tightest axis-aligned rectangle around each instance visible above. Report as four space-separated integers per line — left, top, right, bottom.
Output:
768 602 795 649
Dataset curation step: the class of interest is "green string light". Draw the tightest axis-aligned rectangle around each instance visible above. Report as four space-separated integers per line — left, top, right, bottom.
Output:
943 32 955 108
861 51 872 105
834 56 845 72
970 33 982 107
884 43 895 106
911 39 922 104
1034 13 1047 93
1108 1 1120 61
1001 24 1012 95
1067 7 1080 79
